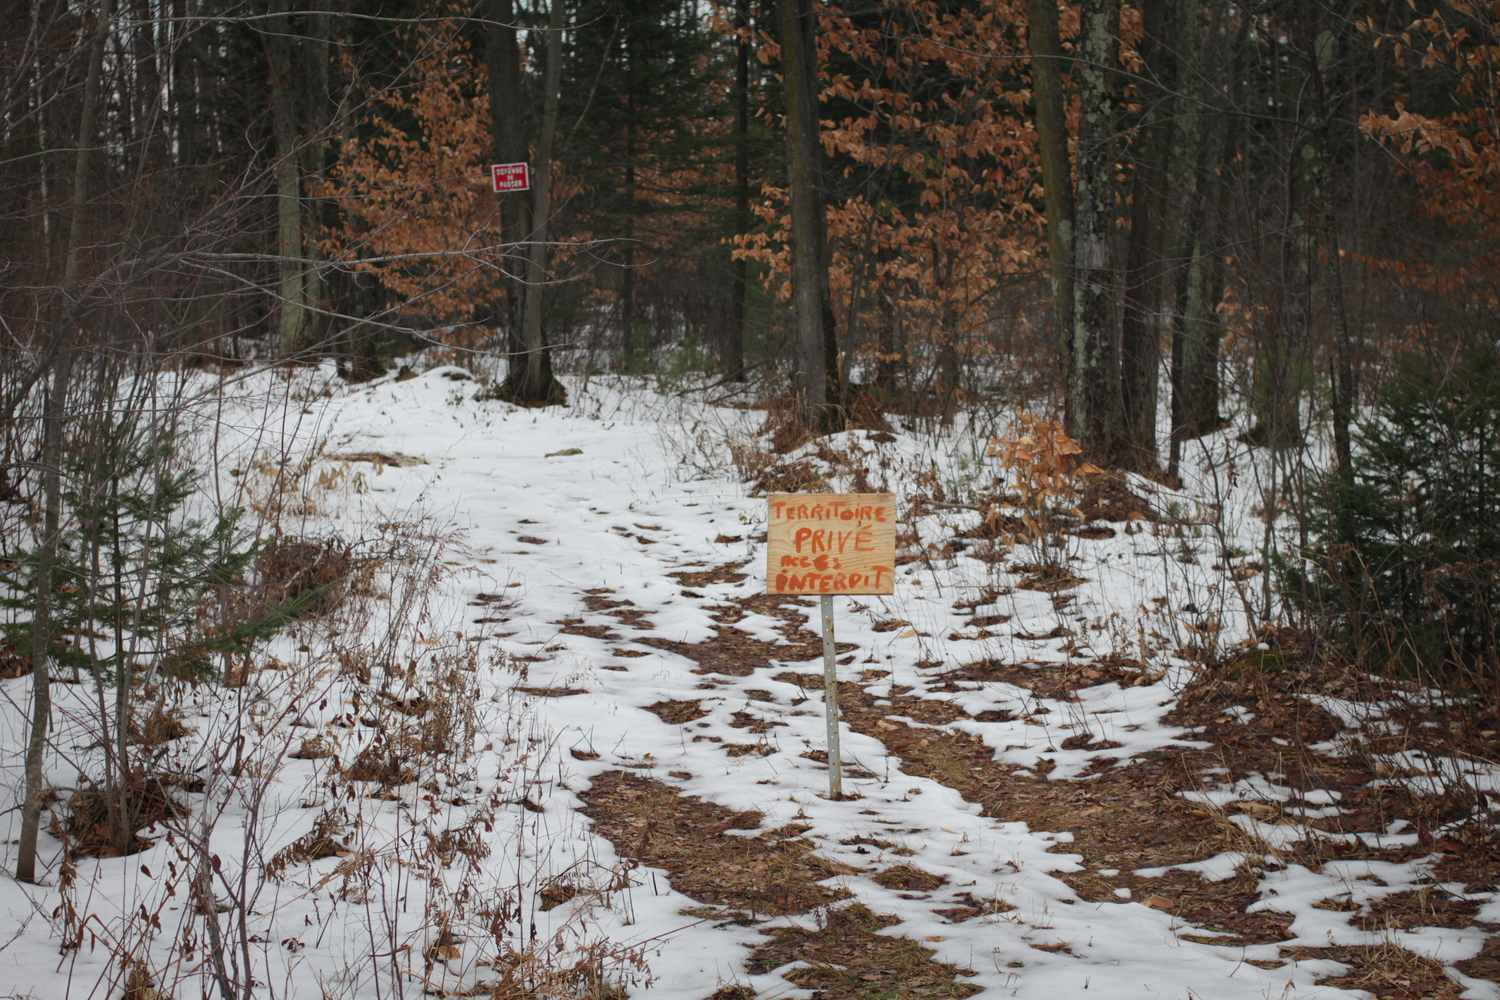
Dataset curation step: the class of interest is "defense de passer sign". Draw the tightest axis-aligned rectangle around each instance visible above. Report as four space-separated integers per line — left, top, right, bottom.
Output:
766 493 896 595
491 162 530 192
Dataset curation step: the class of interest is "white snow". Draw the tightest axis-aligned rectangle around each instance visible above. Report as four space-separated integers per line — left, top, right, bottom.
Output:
0 362 1492 999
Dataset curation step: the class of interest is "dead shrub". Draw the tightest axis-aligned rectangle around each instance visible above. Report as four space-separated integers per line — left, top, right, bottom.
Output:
127 699 193 746
749 460 828 496
266 809 351 878
840 383 895 431
64 779 186 857
253 535 355 619
288 735 334 759
120 958 165 1000
339 730 418 788
479 941 648 999
0 638 28 679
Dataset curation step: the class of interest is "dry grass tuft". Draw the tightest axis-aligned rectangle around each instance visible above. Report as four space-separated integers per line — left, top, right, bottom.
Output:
1286 941 1466 998
266 809 350 877
645 700 709 724
746 903 981 999
873 863 949 892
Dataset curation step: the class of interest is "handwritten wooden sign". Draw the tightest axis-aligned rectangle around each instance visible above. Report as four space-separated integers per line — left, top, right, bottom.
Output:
766 493 897 595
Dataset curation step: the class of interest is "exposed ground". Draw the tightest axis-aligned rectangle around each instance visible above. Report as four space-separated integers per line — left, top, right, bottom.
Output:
5 367 1499 1000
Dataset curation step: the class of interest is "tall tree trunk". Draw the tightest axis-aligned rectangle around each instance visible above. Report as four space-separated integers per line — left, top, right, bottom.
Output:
873 287 897 397
1067 0 1123 462
515 0 564 403
1026 0 1075 383
1167 0 1235 478
170 0 198 166
486 0 530 374
621 110 639 371
1170 108 1233 458
18 352 74 883
1118 0 1176 469
131 0 162 164
1252 1 1318 449
300 3 333 350
267 0 308 356
779 0 841 431
727 0 751 381
1303 21 1353 477
17 0 111 885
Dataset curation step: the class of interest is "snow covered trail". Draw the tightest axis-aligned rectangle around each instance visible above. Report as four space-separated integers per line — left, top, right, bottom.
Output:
2 364 1491 1000
299 366 1466 1000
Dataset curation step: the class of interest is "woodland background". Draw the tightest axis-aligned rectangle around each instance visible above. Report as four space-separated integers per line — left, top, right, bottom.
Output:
3 0 1494 445
1 0 1498 888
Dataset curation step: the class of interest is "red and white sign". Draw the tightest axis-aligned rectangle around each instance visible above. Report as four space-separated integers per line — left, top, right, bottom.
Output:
491 162 530 192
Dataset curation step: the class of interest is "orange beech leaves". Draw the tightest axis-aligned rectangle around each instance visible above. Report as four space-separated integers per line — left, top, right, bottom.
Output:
990 410 1098 511
316 23 518 328
736 0 1044 367
1355 3 1500 314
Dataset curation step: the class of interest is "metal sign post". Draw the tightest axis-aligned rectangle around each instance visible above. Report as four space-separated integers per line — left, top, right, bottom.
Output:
820 594 842 797
766 492 896 798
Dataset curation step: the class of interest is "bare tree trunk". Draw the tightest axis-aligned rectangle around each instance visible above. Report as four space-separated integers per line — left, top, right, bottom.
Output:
486 0 530 380
1118 0 1176 470
621 111 639 371
1304 19 1353 477
266 0 308 356
17 0 111 885
779 0 841 431
1170 107 1232 461
1067 0 1122 462
170 0 199 165
1026 0 1075 383
130 0 162 164
1251 1 1319 449
300 3 334 351
727 0 751 381
515 0 564 403
16 351 73 883
1167 0 1235 479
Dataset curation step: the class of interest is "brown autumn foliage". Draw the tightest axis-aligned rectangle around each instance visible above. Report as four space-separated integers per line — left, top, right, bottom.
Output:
736 0 1046 387
316 21 509 332
1354 3 1500 322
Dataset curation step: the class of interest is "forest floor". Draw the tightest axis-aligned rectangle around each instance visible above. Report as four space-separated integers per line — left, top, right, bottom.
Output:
4 359 1500 1000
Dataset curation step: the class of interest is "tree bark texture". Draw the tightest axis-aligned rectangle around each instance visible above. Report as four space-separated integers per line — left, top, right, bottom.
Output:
1167 0 1239 471
486 0 531 349
1118 0 1176 469
1025 0 1075 382
1066 0 1123 463
267 0 310 356
728 0 751 381
780 0 841 430
1171 110 1232 447
514 0 564 403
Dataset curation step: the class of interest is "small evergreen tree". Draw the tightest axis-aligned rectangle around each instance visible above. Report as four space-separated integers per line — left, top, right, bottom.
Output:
1286 343 1500 679
0 408 297 855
